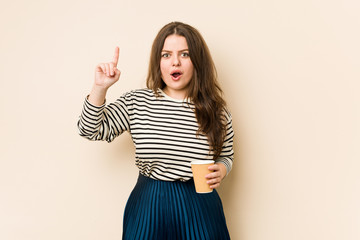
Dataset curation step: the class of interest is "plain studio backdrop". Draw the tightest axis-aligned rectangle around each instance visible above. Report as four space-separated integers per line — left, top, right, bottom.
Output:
0 0 359 239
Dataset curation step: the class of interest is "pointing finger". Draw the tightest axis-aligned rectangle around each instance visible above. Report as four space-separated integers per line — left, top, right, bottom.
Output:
112 46 120 66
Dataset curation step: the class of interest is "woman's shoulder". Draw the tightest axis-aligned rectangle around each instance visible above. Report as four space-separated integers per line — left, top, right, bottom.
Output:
221 107 232 122
121 88 158 99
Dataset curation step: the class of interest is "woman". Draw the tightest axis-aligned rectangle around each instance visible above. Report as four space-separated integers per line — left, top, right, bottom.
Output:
78 21 234 240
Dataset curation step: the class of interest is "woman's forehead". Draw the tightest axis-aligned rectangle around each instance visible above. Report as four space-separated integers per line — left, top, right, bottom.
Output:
162 35 188 51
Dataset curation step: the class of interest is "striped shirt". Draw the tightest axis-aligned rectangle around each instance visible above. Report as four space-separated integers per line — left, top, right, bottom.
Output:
77 88 234 181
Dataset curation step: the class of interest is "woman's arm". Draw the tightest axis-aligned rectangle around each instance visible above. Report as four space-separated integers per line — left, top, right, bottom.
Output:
205 111 235 189
77 47 130 142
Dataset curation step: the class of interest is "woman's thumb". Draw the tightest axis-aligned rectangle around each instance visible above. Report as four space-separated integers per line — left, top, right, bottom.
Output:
114 67 121 79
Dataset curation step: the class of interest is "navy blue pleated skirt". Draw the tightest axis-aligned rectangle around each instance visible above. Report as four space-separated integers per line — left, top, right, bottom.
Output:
122 173 230 240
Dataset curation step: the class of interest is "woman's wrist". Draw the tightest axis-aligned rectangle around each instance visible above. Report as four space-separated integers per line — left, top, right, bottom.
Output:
88 85 108 106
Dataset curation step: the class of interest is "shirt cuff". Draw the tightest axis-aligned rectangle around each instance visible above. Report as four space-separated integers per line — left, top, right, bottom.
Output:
215 158 232 176
84 95 106 110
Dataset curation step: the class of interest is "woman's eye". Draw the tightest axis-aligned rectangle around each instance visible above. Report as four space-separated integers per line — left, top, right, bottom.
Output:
161 53 170 58
181 52 190 57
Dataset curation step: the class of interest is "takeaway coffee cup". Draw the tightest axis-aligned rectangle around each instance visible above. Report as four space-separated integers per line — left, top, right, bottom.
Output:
191 160 214 193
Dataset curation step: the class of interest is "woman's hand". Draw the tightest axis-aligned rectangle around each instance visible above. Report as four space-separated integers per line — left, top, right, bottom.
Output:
94 46 121 89
88 47 121 106
205 163 227 189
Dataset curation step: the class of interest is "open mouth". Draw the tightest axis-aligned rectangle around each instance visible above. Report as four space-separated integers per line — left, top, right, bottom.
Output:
171 72 181 77
170 70 182 80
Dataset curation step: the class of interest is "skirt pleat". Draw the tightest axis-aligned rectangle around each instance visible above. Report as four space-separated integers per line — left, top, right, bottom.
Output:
122 173 230 240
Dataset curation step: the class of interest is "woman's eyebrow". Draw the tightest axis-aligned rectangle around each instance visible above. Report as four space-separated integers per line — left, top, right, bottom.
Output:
161 49 189 52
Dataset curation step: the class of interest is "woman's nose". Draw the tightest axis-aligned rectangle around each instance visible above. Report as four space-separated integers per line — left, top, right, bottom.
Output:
172 56 180 66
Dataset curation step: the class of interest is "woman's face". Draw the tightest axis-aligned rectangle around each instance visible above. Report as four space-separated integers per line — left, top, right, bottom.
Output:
160 34 194 100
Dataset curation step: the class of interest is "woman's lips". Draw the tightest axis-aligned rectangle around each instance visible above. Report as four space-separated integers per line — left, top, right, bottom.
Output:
170 71 182 81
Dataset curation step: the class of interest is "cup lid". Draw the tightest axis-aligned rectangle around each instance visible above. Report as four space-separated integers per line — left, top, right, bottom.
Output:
191 160 214 165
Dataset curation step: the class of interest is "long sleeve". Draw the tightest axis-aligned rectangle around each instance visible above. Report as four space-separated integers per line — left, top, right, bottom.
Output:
77 88 234 181
77 92 131 142
215 110 234 175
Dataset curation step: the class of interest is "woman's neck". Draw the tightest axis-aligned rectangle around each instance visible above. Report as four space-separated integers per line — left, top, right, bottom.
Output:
163 87 187 100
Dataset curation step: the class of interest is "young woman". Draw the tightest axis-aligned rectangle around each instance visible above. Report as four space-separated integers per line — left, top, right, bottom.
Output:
78 22 234 240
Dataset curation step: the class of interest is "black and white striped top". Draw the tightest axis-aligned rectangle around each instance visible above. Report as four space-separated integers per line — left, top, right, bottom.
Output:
78 88 234 181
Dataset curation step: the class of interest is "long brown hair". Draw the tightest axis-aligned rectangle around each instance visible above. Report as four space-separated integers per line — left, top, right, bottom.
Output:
146 22 227 160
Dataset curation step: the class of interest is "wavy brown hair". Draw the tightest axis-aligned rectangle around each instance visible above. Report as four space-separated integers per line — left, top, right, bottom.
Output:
146 22 227 159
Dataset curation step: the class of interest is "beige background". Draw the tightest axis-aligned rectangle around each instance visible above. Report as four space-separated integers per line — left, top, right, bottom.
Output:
1 0 359 239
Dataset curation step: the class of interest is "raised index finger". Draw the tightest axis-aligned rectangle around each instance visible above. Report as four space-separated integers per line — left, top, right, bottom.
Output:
112 46 120 66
